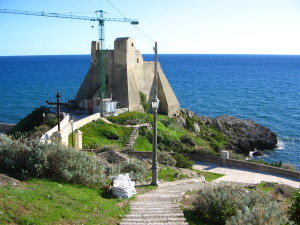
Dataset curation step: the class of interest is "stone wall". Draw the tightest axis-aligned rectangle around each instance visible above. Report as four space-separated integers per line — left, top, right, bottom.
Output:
125 151 300 180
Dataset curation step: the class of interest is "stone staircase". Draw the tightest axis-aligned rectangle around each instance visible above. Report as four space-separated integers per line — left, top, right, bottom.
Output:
120 178 206 225
125 126 140 150
125 123 151 150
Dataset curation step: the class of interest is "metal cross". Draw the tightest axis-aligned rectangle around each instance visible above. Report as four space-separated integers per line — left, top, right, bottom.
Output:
46 91 70 131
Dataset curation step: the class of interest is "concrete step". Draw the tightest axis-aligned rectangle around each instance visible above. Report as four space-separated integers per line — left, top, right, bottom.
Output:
120 217 186 223
130 202 179 207
130 206 180 210
130 202 178 206
124 213 185 218
120 222 188 225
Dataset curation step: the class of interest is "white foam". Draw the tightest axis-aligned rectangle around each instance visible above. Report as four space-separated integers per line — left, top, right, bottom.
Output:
276 140 285 150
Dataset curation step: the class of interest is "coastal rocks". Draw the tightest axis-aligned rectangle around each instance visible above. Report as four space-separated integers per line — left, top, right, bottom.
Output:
213 115 277 154
178 109 278 155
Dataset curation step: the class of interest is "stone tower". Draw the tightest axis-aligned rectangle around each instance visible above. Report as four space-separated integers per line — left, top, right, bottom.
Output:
74 37 180 116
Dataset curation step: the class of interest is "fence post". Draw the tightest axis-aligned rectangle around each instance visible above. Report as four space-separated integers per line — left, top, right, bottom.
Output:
74 130 83 150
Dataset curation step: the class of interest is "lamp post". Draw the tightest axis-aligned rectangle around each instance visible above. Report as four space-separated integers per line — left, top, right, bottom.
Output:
70 117 74 148
151 96 159 186
151 42 159 186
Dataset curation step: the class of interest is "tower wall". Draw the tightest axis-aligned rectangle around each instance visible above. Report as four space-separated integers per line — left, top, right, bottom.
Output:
74 37 180 116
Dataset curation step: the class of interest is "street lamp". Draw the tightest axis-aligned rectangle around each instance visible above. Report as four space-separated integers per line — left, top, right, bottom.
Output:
151 41 159 187
151 97 159 186
70 117 74 148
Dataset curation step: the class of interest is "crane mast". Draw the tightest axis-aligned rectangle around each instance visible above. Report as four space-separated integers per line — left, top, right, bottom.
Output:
0 9 139 99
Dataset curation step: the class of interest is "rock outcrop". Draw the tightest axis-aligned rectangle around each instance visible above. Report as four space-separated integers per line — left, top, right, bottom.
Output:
178 109 278 155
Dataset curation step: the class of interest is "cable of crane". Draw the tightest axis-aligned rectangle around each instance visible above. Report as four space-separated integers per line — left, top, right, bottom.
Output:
134 26 155 43
106 0 155 43
106 0 127 18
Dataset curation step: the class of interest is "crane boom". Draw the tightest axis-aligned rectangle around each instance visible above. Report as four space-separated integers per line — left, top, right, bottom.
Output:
0 9 138 23
0 8 139 99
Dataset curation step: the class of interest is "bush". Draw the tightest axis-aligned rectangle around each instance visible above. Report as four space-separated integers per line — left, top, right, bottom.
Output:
158 151 176 166
193 185 289 225
288 189 300 224
180 135 196 147
186 117 195 131
119 159 148 181
139 91 150 113
210 141 223 152
0 135 106 186
173 153 194 169
8 107 48 136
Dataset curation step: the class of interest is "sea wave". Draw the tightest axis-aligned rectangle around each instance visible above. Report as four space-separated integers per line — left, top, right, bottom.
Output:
276 140 285 150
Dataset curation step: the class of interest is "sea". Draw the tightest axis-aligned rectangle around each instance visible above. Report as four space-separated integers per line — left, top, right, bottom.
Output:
0 54 299 169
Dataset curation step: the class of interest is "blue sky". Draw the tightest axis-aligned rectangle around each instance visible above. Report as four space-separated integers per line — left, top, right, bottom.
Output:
1 0 300 55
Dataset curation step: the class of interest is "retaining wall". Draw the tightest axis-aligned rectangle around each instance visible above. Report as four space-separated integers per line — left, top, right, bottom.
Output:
124 151 300 180
41 112 101 146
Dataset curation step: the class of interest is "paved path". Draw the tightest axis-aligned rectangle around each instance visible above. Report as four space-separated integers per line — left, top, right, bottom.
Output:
194 162 300 188
120 178 206 225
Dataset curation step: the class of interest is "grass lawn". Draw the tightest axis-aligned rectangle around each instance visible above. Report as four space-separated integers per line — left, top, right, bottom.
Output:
73 119 131 149
0 179 130 225
191 169 224 182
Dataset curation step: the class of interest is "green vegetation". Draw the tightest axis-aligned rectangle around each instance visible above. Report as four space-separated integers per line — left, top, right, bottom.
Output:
173 153 194 169
0 135 105 186
106 111 227 154
192 185 290 225
146 166 188 182
255 181 278 193
8 106 57 140
139 91 150 113
0 179 129 225
133 134 152 151
79 119 131 149
192 169 224 182
108 111 149 125
288 189 300 224
157 151 177 166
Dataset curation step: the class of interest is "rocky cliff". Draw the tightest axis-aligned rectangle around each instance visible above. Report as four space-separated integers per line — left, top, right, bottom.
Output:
178 109 278 155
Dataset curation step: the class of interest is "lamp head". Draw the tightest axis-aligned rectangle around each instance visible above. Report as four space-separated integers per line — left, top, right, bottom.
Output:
151 97 160 110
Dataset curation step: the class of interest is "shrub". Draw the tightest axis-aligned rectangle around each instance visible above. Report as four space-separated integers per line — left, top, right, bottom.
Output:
0 135 106 186
288 189 300 224
173 153 194 169
193 185 289 225
180 134 196 147
120 159 148 181
186 117 195 131
139 91 150 113
158 151 176 166
45 114 58 127
226 202 289 225
210 141 223 152
8 106 48 136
